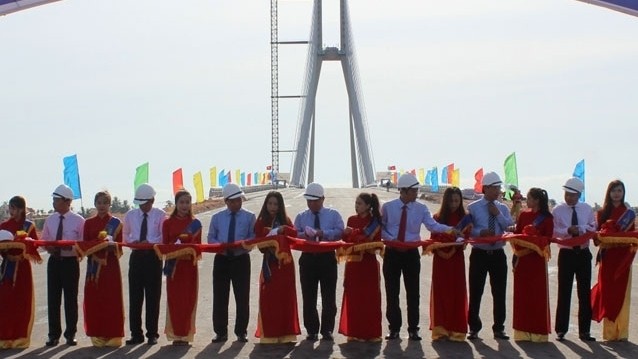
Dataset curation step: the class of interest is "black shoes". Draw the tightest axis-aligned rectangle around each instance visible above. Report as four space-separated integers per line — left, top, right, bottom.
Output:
385 331 400 340
556 332 566 341
147 337 158 345
45 338 59 347
322 332 334 341
306 333 319 341
579 333 596 342
493 331 510 340
125 337 145 345
66 338 77 346
467 331 479 340
172 340 189 346
211 334 228 343
408 331 422 341
237 334 248 342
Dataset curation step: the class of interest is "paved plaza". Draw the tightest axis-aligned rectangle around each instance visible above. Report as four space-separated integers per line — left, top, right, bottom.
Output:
3 188 638 358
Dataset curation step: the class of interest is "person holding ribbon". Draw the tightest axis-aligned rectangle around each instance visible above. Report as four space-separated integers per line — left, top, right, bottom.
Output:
552 177 597 341
511 188 553 342
338 192 383 342
81 191 124 347
294 182 344 342
208 183 255 343
253 191 300 343
381 173 452 341
429 187 469 341
591 180 636 341
0 196 40 348
123 183 166 346
41 184 85 347
161 189 201 346
466 172 514 341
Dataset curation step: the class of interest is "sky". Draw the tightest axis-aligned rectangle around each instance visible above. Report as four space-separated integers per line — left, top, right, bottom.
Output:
1 0 638 211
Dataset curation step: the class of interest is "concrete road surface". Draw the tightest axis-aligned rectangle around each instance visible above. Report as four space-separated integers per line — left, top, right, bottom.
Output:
4 188 638 358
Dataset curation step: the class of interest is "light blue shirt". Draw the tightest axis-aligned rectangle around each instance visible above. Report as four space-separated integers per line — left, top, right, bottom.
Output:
294 207 344 241
467 198 514 250
208 208 256 255
381 198 451 241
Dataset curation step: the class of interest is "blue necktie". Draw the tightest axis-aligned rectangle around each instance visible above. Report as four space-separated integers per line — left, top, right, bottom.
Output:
227 212 236 254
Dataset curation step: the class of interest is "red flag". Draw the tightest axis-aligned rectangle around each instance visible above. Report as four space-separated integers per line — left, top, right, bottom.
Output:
388 165 396 171
172 168 184 195
446 163 455 182
247 173 252 186
474 168 483 193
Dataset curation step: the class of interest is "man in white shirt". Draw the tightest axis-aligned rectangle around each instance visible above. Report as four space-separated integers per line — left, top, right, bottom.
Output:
552 177 597 342
42 184 85 347
123 184 166 346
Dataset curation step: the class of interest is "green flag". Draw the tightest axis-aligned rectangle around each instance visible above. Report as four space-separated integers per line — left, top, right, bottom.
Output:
503 152 518 200
134 162 149 192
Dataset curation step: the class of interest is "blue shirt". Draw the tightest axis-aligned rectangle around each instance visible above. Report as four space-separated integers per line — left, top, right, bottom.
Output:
381 198 451 241
467 197 514 250
294 207 344 241
208 208 256 255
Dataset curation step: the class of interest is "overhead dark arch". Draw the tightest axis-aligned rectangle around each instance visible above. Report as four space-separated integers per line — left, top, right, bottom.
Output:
0 0 61 16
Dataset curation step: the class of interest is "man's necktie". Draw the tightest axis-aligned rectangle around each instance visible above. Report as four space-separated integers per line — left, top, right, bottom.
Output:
228 212 236 255
571 207 580 249
488 203 496 232
55 215 64 241
140 213 148 242
397 205 407 242
313 212 321 241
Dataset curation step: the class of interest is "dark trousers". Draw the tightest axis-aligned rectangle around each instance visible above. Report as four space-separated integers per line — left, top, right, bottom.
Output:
128 250 162 339
299 251 338 335
468 248 507 333
47 256 79 340
555 248 592 335
212 253 251 336
382 248 420 332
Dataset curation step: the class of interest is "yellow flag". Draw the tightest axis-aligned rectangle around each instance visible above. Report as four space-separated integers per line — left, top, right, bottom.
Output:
209 166 217 188
418 168 425 184
193 172 205 203
235 169 241 184
452 168 460 187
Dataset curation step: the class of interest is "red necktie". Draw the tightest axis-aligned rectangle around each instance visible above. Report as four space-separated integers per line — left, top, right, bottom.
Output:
397 205 407 242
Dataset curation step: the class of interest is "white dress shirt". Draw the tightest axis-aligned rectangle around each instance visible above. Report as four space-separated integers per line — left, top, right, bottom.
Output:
123 207 166 244
41 211 85 257
552 201 597 249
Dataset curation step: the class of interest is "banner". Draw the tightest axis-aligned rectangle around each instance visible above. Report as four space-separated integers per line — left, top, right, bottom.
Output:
474 168 484 193
431 167 439 193
573 159 586 202
240 172 246 187
193 172 205 203
577 0 638 17
425 170 432 185
172 168 184 195
210 166 217 188
134 162 149 192
441 167 448 184
504 152 518 200
247 172 252 186
451 168 460 187
62 154 82 199
235 170 241 184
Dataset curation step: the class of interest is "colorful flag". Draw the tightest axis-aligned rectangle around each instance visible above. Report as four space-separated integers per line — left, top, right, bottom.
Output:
431 167 439 193
240 172 246 187
172 168 184 195
218 169 226 187
388 165 396 171
573 159 586 202
134 162 149 192
576 1 638 17
446 163 454 182
210 166 217 188
193 172 204 203
474 168 484 193
63 154 82 199
235 170 241 184
451 169 460 187
425 169 432 185
504 152 519 200
227 171 232 184
441 167 448 184
266 165 272 170
392 172 398 185
247 172 252 186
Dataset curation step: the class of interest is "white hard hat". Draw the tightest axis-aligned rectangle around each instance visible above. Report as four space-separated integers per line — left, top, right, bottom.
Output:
397 173 419 189
481 172 502 187
133 183 156 205
52 184 74 200
304 183 325 200
222 183 243 200
563 177 584 194
0 229 14 241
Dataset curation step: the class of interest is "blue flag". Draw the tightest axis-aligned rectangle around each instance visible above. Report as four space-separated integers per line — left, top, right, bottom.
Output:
441 167 448 184
573 159 585 203
218 170 226 187
425 170 432 185
240 172 246 187
431 167 439 192
63 154 82 199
